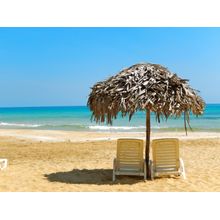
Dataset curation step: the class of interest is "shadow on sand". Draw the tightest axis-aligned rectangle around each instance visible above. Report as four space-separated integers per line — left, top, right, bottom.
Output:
44 169 144 185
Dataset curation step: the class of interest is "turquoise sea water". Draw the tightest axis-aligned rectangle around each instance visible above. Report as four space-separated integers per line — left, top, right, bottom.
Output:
0 104 220 132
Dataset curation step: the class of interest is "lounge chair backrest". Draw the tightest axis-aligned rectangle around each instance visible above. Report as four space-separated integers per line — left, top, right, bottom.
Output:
117 139 144 171
152 138 180 170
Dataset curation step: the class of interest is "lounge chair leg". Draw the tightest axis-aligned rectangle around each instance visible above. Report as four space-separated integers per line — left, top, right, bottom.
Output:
113 158 116 182
113 172 116 182
144 160 147 180
180 158 186 179
149 160 154 180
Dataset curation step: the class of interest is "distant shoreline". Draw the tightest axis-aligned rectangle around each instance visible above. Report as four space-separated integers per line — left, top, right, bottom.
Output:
0 128 219 143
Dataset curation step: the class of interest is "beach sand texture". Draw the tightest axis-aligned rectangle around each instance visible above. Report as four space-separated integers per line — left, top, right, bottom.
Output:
0 130 220 192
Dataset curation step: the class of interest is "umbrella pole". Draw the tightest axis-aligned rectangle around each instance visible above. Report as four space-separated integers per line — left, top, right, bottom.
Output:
145 109 151 179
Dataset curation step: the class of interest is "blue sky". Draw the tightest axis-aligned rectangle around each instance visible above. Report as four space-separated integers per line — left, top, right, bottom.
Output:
0 27 219 107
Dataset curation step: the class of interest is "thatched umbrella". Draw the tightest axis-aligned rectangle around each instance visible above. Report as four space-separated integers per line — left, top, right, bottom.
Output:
87 63 205 178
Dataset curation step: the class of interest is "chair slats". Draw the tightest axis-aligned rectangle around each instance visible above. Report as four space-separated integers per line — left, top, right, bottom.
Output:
151 138 183 178
113 139 146 181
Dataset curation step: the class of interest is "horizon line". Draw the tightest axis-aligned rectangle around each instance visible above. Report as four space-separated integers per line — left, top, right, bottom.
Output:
0 103 219 108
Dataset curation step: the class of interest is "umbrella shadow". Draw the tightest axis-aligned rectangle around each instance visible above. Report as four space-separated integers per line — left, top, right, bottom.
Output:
44 169 144 185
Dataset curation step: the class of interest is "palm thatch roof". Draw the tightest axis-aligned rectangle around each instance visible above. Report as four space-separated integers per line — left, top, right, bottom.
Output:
87 63 205 128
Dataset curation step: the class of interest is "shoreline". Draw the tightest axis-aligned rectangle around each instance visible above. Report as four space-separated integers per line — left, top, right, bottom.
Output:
0 128 220 142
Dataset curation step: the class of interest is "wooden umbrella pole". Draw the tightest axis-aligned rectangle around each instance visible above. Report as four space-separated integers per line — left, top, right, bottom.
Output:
145 109 151 179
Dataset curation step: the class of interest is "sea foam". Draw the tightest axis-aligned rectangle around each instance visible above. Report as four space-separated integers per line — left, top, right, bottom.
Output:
0 122 41 128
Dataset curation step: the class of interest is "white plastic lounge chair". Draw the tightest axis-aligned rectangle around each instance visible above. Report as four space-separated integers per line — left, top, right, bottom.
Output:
0 158 8 170
113 139 146 181
150 138 186 179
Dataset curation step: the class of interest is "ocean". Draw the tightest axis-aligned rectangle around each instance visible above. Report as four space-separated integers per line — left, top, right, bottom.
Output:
0 104 220 132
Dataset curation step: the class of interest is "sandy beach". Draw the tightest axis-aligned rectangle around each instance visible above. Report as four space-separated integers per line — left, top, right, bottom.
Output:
0 129 220 192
